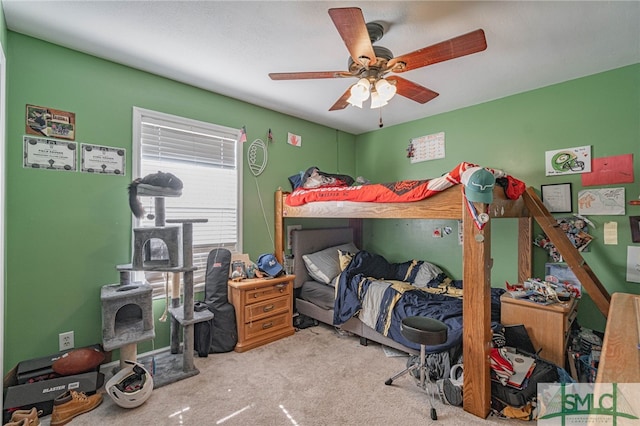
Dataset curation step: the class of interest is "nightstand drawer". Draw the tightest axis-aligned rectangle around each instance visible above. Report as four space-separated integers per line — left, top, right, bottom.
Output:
243 312 290 340
244 295 290 323
243 281 291 304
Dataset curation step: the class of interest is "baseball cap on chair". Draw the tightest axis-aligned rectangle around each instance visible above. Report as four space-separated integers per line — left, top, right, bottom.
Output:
461 167 496 204
257 253 284 277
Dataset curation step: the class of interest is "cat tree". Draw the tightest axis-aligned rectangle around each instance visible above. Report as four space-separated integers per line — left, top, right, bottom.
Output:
102 185 211 387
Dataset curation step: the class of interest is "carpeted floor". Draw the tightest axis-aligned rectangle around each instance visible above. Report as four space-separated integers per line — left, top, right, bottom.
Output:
38 324 523 425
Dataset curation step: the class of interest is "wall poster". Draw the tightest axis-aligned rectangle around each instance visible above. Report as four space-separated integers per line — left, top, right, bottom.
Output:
545 145 591 176
23 135 77 171
578 188 625 215
407 131 445 163
80 143 126 175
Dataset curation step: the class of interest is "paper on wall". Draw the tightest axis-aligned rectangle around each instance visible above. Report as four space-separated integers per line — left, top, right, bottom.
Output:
603 222 618 245
627 246 640 283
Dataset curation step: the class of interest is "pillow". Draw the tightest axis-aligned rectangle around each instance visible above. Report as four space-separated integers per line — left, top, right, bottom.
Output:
302 242 359 285
338 249 354 271
412 261 444 288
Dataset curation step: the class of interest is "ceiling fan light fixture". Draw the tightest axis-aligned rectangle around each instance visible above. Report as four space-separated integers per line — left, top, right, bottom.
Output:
370 91 388 109
375 78 397 101
349 78 371 101
346 96 364 108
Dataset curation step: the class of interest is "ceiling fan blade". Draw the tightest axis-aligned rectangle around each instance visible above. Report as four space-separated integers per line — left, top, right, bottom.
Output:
386 76 439 104
328 7 376 67
388 29 487 73
329 87 352 111
269 71 351 80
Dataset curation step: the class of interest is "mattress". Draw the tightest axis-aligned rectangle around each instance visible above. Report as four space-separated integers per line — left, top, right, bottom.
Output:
299 280 334 310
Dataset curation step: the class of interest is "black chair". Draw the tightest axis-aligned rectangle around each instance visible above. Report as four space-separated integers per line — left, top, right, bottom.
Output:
385 316 448 420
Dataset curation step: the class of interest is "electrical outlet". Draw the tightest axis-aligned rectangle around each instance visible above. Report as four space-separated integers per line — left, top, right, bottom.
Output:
59 331 74 351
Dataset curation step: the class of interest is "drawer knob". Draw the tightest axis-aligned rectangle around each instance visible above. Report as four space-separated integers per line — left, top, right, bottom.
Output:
263 304 274 312
262 322 273 330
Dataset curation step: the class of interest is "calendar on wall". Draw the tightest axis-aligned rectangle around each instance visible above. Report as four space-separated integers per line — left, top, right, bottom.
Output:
408 132 445 163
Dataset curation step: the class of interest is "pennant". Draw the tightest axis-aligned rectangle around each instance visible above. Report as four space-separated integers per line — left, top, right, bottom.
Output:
268 128 273 144
239 126 247 143
287 132 301 147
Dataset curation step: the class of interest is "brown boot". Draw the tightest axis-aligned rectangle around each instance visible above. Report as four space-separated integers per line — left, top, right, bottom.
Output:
9 407 41 425
3 418 29 426
49 391 103 426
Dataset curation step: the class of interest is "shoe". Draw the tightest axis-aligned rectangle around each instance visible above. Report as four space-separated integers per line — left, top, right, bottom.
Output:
449 363 464 386
9 407 41 426
442 378 463 406
50 391 103 426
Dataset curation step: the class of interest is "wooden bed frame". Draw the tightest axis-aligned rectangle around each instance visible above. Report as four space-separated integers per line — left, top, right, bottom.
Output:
274 185 610 419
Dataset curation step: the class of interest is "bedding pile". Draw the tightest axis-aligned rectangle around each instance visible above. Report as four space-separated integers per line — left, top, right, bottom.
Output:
333 250 505 353
286 162 526 207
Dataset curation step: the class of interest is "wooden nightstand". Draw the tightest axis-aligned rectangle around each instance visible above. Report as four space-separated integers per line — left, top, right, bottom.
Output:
228 275 295 352
500 294 578 366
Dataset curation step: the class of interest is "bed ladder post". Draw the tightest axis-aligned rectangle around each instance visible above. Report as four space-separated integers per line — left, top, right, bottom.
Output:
518 216 533 283
275 188 285 264
522 187 610 317
462 202 492 419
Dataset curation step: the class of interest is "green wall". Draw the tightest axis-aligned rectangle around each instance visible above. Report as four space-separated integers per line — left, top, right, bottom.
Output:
355 64 640 332
4 32 355 371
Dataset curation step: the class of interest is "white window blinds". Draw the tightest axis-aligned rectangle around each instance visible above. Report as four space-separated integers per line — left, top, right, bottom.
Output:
132 107 242 295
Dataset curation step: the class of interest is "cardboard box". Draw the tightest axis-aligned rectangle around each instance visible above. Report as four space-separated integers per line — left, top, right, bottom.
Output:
3 371 104 423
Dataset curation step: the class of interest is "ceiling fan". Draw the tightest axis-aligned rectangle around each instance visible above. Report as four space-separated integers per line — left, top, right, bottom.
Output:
269 7 487 111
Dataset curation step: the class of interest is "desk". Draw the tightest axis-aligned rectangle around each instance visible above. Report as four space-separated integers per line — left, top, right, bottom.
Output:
501 295 578 366
596 292 640 383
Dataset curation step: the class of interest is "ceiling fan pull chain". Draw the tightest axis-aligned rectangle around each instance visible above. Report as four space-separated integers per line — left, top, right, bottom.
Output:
379 109 384 128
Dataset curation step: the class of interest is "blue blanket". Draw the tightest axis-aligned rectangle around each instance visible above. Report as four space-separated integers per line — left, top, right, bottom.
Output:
333 250 504 353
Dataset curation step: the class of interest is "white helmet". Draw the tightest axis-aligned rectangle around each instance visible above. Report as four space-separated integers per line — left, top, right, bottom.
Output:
106 360 153 408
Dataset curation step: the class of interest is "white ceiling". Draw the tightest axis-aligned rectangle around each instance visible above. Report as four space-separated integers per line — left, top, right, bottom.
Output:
2 1 639 135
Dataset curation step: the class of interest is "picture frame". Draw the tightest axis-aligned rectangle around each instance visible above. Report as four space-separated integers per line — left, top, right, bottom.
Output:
630 216 640 243
25 104 76 140
80 143 126 175
541 183 573 213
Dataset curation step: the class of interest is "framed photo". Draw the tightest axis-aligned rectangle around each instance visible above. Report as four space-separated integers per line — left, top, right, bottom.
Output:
541 183 573 213
25 104 76 140
231 260 247 279
630 216 640 243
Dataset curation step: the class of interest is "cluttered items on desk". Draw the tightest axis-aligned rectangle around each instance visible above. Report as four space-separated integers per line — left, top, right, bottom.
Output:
504 278 578 305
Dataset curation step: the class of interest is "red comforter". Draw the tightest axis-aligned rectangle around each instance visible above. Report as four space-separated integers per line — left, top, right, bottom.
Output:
286 162 524 207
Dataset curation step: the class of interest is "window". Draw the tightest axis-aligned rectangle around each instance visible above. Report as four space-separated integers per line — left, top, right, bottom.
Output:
132 107 242 296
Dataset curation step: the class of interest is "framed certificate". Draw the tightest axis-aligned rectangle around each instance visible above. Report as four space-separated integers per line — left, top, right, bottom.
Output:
23 136 77 171
541 183 573 213
81 143 126 174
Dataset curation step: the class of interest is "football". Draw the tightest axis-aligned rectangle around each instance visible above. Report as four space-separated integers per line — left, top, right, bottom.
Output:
52 347 106 376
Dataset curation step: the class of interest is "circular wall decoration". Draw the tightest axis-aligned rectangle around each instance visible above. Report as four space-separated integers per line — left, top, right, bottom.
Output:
247 138 268 177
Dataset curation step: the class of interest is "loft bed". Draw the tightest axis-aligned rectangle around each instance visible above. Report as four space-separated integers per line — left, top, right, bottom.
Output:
274 167 611 419
274 181 533 419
